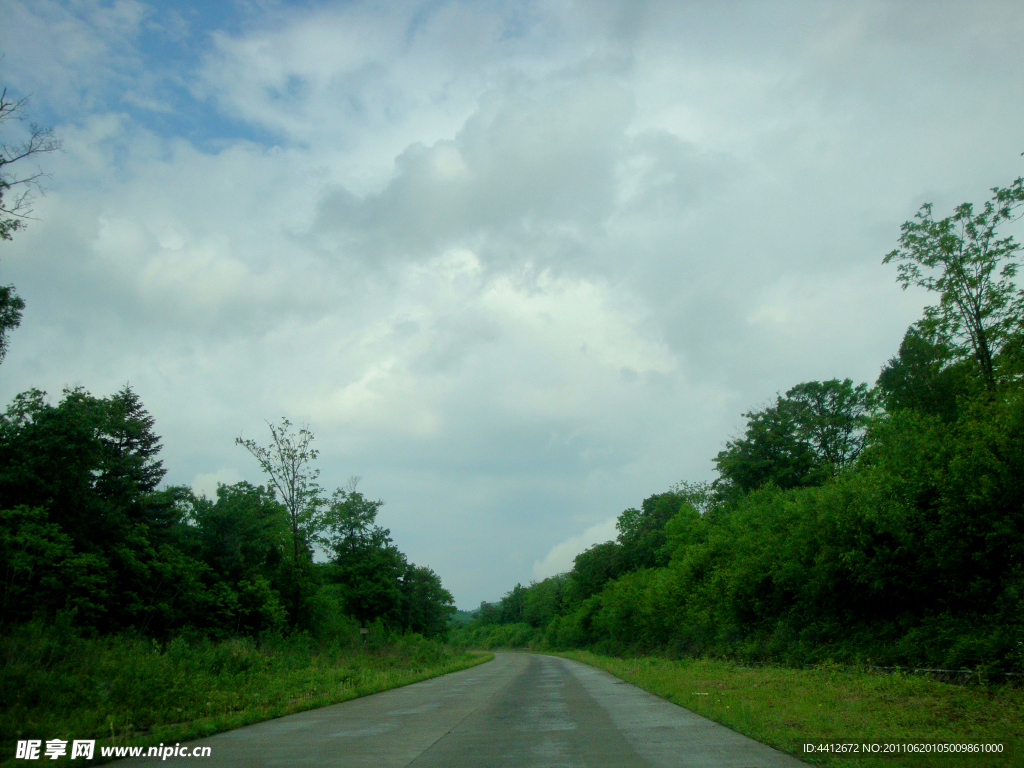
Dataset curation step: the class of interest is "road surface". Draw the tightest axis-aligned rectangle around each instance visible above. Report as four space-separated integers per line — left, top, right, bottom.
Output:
116 652 806 767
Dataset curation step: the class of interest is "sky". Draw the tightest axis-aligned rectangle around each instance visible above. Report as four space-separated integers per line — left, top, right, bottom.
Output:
1 0 1022 608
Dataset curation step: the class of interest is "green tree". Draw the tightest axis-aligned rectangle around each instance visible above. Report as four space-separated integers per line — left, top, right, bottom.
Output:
0 386 169 551
0 506 106 631
617 491 690 571
499 583 527 624
0 285 23 364
318 479 384 558
399 564 456 637
713 400 817 495
236 419 322 571
568 541 623 603
876 324 972 421
319 482 406 626
784 378 870 476
521 574 568 628
883 177 1024 390
714 380 870 495
189 482 289 585
182 482 290 634
0 386 215 634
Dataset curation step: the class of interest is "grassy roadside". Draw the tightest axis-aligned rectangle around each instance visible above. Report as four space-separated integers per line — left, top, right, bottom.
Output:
557 650 1023 768
2 626 493 767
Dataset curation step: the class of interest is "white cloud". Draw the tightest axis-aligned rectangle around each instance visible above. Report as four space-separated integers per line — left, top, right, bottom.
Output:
192 467 244 500
533 516 618 581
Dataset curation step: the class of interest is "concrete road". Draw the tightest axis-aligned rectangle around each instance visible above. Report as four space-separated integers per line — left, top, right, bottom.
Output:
116 653 807 767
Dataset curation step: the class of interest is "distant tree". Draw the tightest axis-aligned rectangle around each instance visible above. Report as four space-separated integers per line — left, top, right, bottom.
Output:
669 480 716 516
521 574 568 628
883 177 1024 390
0 88 61 363
474 600 501 625
499 583 527 624
399 564 456 637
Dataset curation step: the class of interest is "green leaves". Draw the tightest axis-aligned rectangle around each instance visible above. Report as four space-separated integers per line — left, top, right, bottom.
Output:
235 418 322 570
713 379 870 495
0 506 108 631
883 177 1024 389
317 483 387 560
0 284 24 364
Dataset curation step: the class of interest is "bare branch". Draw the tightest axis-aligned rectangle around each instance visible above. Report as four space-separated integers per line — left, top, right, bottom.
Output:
0 88 62 226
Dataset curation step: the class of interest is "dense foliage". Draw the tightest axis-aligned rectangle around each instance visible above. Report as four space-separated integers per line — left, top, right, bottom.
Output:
0 389 456 641
458 177 1024 672
0 617 484 759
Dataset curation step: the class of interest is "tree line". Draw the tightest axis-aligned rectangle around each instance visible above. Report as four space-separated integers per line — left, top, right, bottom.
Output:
459 175 1024 672
0 393 455 640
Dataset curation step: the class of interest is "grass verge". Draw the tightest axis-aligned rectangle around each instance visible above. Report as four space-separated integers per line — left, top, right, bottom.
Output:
2 625 493 767
558 650 1023 768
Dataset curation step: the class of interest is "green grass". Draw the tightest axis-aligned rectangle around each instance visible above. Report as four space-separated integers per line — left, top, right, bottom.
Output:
1 624 492 767
560 651 1023 768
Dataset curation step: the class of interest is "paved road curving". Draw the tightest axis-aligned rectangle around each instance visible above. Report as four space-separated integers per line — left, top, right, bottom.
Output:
116 652 807 767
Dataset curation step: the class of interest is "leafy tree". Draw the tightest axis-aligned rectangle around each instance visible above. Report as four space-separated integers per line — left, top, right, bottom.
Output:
399 564 456 638
181 483 291 635
669 480 717 516
318 479 384 558
785 378 870 476
0 506 106 631
328 540 406 626
521 574 569 628
0 386 211 634
498 583 527 624
617 491 690 571
876 324 972 421
473 600 502 626
883 177 1024 390
319 482 406 626
0 285 23 364
236 419 322 571
0 386 169 550
188 482 289 585
568 541 623 603
0 88 61 363
714 380 870 495
713 399 817 495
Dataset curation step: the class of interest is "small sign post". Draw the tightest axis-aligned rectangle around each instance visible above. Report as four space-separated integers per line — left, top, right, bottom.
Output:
359 627 369 646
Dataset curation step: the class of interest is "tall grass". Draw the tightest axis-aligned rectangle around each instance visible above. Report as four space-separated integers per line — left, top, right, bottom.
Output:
1 620 490 766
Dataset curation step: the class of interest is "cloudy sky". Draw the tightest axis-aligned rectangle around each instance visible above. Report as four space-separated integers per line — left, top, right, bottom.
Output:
1 0 1022 607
